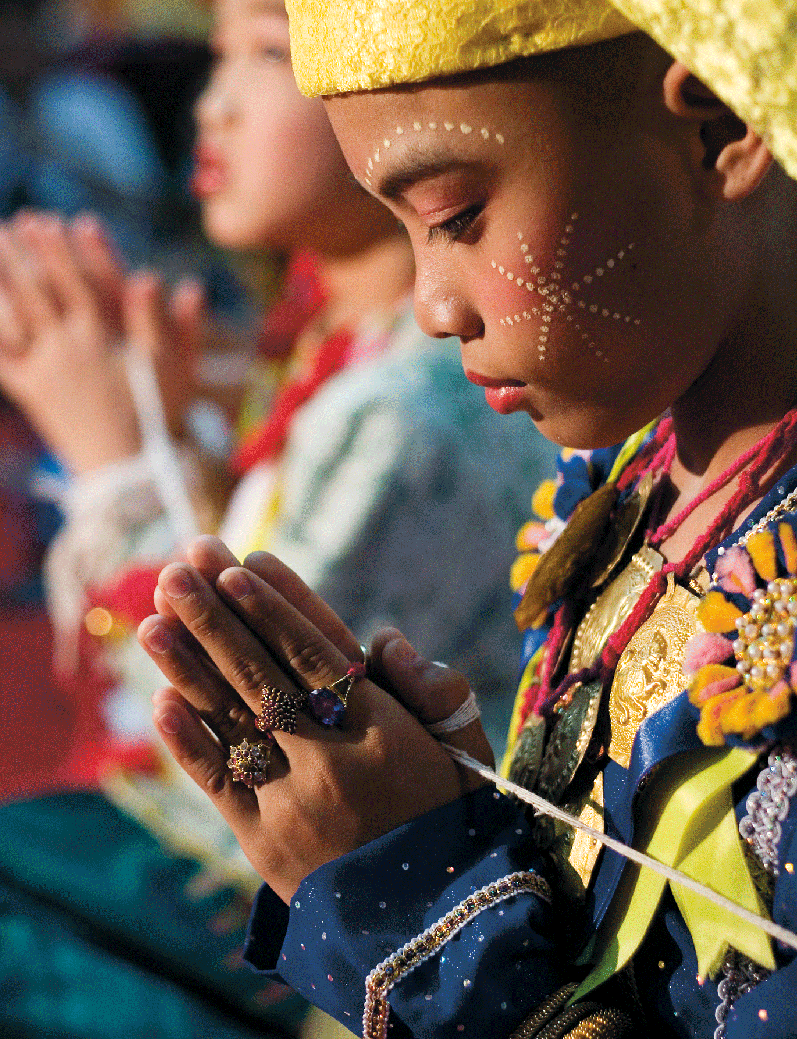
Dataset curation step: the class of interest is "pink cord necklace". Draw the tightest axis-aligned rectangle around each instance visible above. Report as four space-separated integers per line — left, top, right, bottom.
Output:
536 406 797 716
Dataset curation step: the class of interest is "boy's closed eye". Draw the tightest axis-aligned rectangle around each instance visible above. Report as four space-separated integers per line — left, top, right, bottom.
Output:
426 203 484 244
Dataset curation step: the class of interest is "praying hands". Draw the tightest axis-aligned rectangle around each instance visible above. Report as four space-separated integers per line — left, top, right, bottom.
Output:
139 535 494 903
0 210 206 475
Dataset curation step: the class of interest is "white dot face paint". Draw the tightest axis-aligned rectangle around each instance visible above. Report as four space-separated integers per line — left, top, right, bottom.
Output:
362 118 504 188
491 215 639 362
361 117 640 371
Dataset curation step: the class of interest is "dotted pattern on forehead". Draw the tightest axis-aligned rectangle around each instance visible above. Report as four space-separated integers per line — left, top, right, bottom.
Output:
493 214 640 362
363 122 504 188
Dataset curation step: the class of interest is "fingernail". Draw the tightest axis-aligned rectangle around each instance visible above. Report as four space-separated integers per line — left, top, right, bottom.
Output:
144 622 174 654
161 565 193 598
154 707 181 734
221 568 252 600
386 636 417 663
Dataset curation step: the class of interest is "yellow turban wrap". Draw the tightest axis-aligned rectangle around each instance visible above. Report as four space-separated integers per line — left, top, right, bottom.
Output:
285 0 797 180
285 0 635 96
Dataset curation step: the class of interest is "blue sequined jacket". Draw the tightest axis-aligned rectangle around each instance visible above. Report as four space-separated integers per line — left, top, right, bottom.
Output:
242 448 797 1039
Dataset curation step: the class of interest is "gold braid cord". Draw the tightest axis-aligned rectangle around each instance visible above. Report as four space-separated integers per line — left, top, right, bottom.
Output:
362 871 552 1039
509 973 641 1038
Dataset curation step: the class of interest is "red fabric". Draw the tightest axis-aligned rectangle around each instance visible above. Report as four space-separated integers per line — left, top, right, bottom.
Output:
0 408 45 588
87 563 164 627
233 326 355 473
0 568 114 801
0 403 117 800
256 251 328 359
233 251 356 473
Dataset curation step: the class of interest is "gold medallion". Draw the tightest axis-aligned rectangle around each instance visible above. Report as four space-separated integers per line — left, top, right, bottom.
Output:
567 771 605 890
608 573 702 767
589 471 655 589
514 483 618 630
570 544 664 672
536 678 603 803
535 769 605 900
508 712 546 791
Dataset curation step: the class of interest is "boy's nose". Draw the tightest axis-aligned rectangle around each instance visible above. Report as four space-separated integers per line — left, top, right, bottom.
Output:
413 263 483 342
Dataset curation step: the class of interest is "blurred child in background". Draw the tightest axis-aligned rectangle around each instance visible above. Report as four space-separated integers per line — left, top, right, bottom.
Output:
0 0 555 1034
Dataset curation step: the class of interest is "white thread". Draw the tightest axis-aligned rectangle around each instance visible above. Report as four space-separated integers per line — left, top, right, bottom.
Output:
440 744 797 955
124 349 199 544
427 692 481 736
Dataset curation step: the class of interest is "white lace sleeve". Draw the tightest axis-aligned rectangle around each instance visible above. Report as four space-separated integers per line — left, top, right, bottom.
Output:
42 454 176 659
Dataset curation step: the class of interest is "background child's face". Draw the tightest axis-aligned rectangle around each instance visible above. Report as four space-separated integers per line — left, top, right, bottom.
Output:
326 42 751 448
192 0 355 252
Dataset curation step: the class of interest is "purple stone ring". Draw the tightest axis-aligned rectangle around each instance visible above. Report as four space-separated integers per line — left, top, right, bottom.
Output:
306 662 367 727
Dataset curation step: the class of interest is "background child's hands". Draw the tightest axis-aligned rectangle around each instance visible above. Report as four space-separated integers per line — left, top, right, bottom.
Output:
140 535 492 903
0 210 206 473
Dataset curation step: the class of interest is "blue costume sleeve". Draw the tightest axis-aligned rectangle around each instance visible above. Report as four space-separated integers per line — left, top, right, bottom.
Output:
244 786 569 1039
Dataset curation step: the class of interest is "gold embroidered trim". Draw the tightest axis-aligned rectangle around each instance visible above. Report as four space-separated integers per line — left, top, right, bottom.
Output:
362 870 552 1039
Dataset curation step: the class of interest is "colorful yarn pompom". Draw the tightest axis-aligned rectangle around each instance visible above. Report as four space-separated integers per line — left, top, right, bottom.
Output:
686 522 797 745
531 479 557 522
510 552 541 594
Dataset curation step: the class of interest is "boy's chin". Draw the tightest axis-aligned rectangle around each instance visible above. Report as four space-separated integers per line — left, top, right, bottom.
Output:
532 407 653 452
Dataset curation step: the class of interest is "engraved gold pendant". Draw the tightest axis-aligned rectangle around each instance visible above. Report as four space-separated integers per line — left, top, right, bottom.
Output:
514 483 618 630
588 471 655 590
539 770 607 899
508 712 546 792
536 678 603 802
567 771 605 891
570 544 664 673
608 572 702 767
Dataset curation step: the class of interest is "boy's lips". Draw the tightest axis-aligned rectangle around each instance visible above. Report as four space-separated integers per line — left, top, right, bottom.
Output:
463 369 528 414
190 144 229 198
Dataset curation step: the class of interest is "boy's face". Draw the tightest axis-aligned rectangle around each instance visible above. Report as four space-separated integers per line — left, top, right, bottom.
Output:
192 0 352 252
326 48 742 448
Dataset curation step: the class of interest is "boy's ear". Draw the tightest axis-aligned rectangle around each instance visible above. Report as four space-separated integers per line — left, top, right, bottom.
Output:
662 61 772 200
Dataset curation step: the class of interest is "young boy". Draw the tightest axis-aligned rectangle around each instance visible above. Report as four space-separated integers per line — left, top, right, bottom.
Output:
140 0 797 1036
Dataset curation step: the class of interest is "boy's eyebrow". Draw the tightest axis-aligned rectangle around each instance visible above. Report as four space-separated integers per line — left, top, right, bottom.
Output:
374 149 473 201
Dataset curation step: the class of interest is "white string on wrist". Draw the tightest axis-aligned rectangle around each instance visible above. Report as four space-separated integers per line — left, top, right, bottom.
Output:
426 691 481 737
440 743 797 955
124 347 200 544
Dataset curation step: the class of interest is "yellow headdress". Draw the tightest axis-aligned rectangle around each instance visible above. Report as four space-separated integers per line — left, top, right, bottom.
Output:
285 0 797 179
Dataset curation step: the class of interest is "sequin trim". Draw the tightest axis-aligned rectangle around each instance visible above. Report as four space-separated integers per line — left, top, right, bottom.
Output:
738 745 797 875
362 871 551 1039
713 744 796 1038
714 950 772 1039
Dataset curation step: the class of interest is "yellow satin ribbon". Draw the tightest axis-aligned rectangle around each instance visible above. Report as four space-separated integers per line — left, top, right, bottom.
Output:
606 421 658 484
574 746 774 1002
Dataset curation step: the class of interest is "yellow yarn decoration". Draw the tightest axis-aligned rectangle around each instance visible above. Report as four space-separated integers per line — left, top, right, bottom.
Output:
780 521 797 574
697 590 743 633
531 479 557 522
746 529 778 583
510 551 542 592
